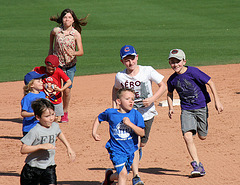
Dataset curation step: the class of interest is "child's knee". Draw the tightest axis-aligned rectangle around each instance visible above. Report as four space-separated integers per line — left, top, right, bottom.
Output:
119 168 128 179
140 142 146 147
198 135 207 140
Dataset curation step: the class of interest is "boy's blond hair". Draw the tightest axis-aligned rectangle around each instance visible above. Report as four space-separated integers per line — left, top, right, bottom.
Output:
116 88 135 99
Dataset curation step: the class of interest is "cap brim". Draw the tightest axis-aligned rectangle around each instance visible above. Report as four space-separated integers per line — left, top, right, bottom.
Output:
121 53 137 59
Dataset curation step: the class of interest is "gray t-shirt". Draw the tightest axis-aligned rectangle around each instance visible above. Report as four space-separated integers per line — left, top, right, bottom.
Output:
21 122 61 169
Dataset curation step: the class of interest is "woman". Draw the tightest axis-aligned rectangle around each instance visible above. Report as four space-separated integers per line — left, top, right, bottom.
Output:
49 8 88 122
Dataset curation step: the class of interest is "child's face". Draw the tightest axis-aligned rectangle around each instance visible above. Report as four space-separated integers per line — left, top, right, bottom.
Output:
169 58 186 74
31 78 43 91
121 55 138 72
46 65 56 75
62 13 74 28
117 91 135 112
36 108 55 128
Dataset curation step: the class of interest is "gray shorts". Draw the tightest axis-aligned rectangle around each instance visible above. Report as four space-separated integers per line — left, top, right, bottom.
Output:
181 106 208 136
54 102 64 117
141 117 154 144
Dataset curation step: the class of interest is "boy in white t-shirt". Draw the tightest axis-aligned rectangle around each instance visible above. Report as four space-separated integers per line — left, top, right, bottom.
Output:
112 45 167 185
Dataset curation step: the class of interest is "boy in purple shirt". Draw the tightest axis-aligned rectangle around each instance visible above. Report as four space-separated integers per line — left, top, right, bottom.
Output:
167 49 223 177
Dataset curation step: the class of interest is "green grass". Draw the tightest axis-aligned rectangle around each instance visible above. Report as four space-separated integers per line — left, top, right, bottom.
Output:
0 0 239 82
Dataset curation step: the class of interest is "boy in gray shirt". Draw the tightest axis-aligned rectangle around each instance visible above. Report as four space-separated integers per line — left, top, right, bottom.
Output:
20 98 75 185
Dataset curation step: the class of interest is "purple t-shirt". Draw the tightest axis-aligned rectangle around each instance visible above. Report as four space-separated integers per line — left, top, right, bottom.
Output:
167 66 211 110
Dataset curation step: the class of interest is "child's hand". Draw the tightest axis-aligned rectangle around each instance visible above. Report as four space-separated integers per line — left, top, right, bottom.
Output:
142 97 153 107
123 117 131 126
67 148 76 162
54 86 62 92
215 101 223 113
168 109 174 119
92 133 101 141
41 143 56 150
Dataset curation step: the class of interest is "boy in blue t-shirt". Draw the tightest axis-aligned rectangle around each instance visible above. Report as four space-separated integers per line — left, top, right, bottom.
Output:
167 49 223 177
92 88 145 185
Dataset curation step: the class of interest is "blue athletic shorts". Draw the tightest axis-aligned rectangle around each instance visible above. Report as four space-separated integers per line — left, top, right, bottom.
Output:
108 149 134 174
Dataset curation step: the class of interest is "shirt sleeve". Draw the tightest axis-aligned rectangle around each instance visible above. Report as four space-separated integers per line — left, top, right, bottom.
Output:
21 128 37 145
135 110 145 128
98 109 109 122
167 78 174 93
192 67 211 84
114 73 122 89
149 66 164 84
58 68 70 82
21 96 31 112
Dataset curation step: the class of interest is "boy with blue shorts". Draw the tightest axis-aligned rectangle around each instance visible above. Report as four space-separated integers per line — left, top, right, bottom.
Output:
92 88 145 185
112 45 167 185
167 49 223 177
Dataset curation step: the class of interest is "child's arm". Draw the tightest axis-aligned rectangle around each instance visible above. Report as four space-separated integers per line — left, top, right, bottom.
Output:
92 117 101 141
20 143 55 154
142 81 167 107
207 79 223 113
167 92 174 119
58 132 76 161
54 79 72 92
21 110 34 118
112 86 119 108
122 117 145 137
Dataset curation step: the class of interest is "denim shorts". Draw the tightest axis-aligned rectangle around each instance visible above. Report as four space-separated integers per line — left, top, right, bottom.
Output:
181 106 208 136
60 65 76 89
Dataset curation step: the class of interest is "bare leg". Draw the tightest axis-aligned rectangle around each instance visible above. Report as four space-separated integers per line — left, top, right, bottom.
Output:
63 88 71 113
117 167 128 185
132 148 140 177
183 131 199 164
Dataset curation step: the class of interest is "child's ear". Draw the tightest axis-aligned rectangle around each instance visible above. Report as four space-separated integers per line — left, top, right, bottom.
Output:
116 98 121 105
35 115 40 121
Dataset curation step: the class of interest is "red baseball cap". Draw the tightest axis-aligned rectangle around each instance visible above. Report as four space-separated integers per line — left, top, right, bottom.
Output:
45 55 59 67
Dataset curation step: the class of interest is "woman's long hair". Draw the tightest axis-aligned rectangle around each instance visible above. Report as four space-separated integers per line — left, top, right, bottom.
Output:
50 8 88 34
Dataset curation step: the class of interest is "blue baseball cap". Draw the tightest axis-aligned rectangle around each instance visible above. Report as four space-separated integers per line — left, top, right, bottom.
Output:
120 45 137 59
24 71 46 85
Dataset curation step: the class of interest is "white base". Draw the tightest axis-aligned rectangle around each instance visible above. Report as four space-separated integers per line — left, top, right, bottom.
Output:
158 99 180 107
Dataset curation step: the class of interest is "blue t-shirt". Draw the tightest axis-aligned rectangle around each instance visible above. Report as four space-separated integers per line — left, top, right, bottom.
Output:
167 66 211 110
21 91 46 132
98 108 145 155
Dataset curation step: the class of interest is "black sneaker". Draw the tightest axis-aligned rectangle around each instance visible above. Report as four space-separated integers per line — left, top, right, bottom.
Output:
101 169 114 185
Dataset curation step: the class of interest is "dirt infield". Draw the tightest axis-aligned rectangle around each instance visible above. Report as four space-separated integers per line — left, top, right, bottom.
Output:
0 64 239 185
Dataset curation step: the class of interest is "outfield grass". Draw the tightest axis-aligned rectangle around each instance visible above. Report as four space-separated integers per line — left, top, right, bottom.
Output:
0 0 239 82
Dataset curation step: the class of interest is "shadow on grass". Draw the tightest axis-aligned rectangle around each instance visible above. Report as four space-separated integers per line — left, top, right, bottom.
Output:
0 117 23 124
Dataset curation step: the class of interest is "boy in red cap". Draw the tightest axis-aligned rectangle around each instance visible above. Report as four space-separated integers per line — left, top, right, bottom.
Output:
34 55 71 122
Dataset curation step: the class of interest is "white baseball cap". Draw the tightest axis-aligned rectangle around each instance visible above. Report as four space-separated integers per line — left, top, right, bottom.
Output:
168 49 186 60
